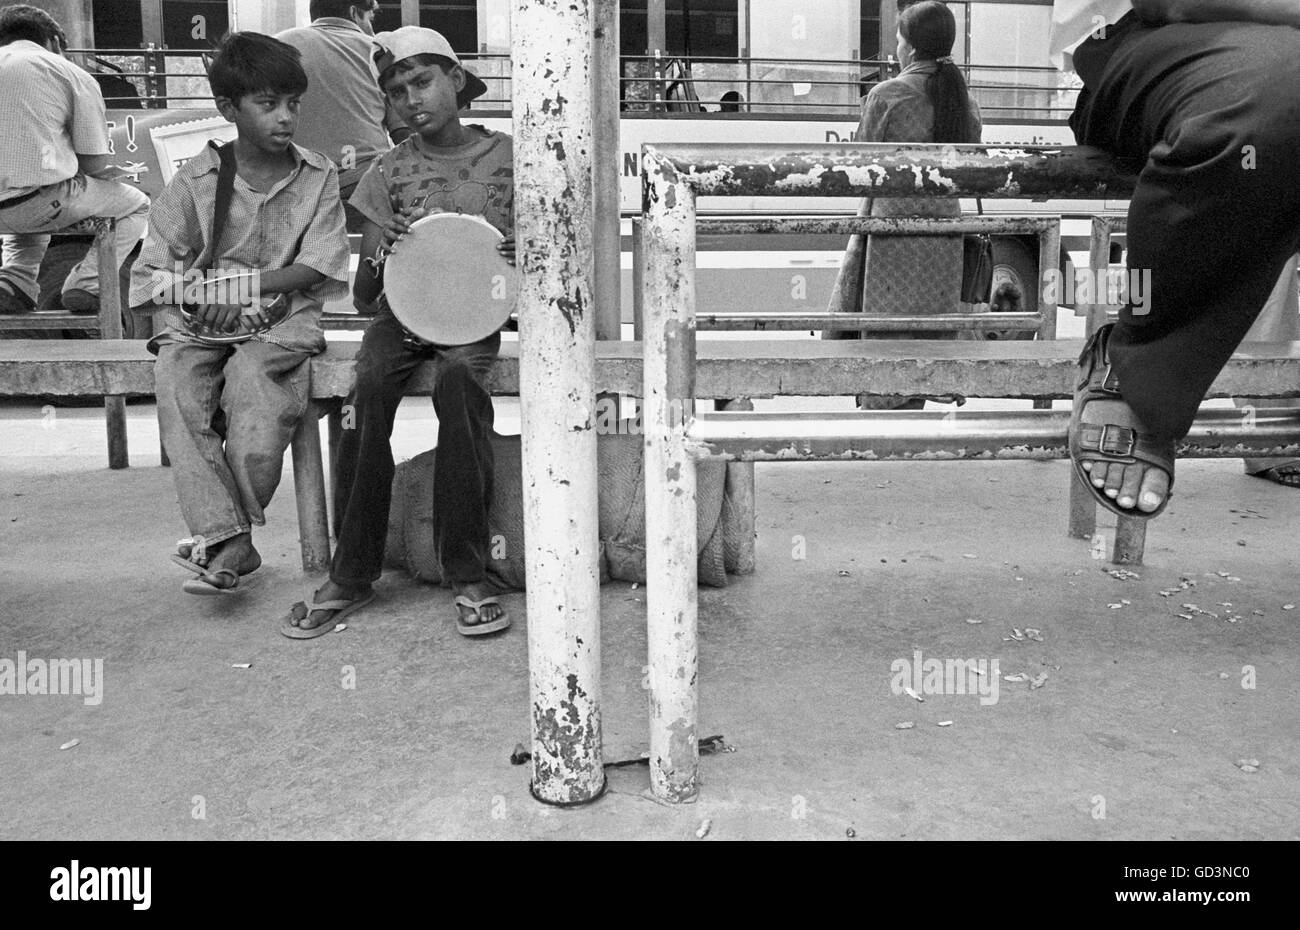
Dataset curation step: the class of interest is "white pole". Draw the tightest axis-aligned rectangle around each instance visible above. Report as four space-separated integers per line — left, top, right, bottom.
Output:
642 148 700 802
515 0 605 805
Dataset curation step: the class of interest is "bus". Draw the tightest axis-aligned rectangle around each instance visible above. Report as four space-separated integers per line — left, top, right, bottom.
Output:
32 0 1116 325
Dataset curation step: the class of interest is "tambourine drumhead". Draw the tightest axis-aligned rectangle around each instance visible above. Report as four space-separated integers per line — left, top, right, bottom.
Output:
384 213 518 346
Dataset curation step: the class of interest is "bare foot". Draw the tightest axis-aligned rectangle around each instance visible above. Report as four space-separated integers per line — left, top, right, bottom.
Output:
296 578 373 632
455 579 506 628
177 534 261 589
206 534 262 577
1078 397 1172 513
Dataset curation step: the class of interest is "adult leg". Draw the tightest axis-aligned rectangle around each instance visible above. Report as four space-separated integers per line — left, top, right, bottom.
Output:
55 175 150 306
0 234 51 309
1074 22 1300 512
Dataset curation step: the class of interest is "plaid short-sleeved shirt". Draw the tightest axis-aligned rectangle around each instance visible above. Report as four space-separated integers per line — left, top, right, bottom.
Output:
129 142 350 350
0 39 110 198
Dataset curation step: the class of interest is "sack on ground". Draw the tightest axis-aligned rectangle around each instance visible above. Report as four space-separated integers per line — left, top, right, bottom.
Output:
384 426 744 588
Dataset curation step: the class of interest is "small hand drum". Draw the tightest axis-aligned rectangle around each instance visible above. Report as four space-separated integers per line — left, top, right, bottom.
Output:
384 213 518 346
178 271 291 345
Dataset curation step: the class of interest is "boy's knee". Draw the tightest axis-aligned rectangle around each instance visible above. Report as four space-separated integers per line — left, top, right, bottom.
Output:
438 357 492 389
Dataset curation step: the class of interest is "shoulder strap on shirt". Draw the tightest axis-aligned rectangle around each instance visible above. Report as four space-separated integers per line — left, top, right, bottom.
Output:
207 140 237 270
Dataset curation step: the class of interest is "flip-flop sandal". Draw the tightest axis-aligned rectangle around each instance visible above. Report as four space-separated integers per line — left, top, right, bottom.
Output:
1249 462 1300 487
182 568 240 596
1069 323 1175 520
455 596 511 637
171 553 206 576
280 591 376 640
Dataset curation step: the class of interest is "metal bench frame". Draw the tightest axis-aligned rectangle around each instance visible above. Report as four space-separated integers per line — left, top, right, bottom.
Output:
637 142 1300 801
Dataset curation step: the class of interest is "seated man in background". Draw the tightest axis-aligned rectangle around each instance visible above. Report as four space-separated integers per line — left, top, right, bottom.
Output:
276 0 407 232
0 4 147 315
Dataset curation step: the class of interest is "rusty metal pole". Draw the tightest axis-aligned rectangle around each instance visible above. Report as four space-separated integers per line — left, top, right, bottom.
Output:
593 0 621 342
515 0 605 805
1069 215 1112 541
648 0 666 113
642 147 700 802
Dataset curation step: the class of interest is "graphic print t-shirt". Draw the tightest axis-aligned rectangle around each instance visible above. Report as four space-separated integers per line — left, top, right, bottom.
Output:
348 125 513 236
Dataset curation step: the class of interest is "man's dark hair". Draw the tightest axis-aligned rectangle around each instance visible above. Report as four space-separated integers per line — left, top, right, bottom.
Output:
0 4 66 48
208 31 308 105
310 0 375 21
377 52 454 94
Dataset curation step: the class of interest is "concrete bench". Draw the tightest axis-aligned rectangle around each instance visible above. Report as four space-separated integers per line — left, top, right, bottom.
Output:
5 337 1300 571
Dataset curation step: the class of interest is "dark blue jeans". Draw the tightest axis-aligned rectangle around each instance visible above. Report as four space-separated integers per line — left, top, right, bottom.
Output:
330 308 500 587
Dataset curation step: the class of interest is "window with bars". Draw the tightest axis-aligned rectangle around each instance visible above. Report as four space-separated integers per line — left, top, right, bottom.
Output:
621 1 740 58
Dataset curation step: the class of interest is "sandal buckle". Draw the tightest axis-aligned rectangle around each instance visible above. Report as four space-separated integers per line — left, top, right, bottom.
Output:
1099 424 1134 456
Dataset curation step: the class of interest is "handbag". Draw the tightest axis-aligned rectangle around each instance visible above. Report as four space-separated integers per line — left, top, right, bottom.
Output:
961 199 995 304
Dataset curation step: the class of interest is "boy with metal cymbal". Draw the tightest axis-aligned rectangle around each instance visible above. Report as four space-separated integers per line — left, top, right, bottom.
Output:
130 32 349 595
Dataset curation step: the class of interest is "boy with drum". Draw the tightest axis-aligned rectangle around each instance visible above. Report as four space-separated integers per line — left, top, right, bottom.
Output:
129 32 350 595
282 27 516 638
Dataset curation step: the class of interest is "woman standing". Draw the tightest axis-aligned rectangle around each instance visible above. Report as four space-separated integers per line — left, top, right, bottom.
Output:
827 1 983 404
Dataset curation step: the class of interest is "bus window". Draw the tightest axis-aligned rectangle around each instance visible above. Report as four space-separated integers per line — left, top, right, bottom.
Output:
373 2 404 33
860 0 881 71
159 1 227 109
88 0 150 107
161 0 228 49
621 2 740 113
748 0 858 115
967 1 1066 122
419 1 478 51
91 0 144 50
621 1 739 58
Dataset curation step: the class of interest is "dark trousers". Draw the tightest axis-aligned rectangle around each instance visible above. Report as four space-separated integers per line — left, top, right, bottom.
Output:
330 309 500 587
1072 20 1300 440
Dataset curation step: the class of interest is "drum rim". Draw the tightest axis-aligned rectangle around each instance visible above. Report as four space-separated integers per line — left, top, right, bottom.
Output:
384 212 517 346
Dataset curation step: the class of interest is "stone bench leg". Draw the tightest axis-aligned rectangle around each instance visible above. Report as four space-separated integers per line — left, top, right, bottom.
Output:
291 401 331 573
1067 470 1148 564
326 401 343 535
1067 469 1096 540
715 397 756 575
93 222 128 470
1112 515 1146 565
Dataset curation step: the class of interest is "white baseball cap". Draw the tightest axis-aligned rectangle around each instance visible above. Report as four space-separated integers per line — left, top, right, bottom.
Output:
372 26 488 107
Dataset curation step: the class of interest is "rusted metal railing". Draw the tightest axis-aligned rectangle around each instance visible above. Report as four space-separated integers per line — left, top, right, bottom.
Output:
639 143 1146 801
